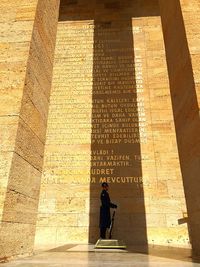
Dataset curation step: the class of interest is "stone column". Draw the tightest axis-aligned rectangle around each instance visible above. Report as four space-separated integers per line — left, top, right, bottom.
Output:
159 0 200 256
0 0 59 261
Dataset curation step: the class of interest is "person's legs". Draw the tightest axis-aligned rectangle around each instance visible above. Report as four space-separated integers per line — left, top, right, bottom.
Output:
100 227 107 239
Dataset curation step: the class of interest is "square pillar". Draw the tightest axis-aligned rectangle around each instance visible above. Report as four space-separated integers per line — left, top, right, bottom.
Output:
159 0 200 256
0 0 59 261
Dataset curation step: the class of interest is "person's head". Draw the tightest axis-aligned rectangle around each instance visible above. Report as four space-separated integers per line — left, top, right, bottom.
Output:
102 182 109 191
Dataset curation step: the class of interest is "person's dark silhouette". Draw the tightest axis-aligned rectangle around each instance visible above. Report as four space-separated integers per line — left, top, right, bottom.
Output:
99 182 117 239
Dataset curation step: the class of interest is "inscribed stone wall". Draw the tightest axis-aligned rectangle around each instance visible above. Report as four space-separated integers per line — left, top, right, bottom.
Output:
35 0 189 249
35 19 94 247
0 0 59 260
159 0 200 255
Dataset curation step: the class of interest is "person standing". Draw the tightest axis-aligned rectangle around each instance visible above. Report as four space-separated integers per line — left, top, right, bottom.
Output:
99 182 117 239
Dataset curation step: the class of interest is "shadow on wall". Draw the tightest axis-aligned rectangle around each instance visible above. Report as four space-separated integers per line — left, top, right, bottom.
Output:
59 0 160 248
89 0 161 246
89 18 146 244
159 0 200 257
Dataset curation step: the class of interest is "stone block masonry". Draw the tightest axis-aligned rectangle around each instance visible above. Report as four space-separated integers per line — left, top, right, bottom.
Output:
1 0 200 261
159 0 200 256
0 0 60 261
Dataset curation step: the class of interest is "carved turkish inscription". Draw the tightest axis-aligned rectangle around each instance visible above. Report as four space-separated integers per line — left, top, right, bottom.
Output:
44 22 147 187
43 22 94 187
90 23 146 186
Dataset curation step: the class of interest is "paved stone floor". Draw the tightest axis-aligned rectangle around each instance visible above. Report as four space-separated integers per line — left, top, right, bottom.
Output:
2 245 200 267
